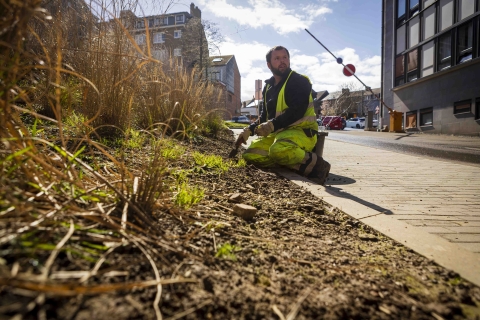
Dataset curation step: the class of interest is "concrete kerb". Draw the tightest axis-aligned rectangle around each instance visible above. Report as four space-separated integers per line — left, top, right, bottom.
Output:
275 168 480 287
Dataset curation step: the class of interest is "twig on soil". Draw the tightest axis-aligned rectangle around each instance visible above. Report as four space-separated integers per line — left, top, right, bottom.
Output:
272 287 314 320
41 220 75 281
222 231 300 245
164 299 213 320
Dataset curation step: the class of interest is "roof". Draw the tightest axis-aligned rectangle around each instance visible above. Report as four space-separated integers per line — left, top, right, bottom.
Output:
210 55 234 66
324 88 381 100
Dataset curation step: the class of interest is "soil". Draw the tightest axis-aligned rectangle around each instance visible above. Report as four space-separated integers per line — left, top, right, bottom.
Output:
1 129 480 320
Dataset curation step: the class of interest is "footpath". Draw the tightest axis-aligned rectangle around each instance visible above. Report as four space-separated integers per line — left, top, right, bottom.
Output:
234 129 480 287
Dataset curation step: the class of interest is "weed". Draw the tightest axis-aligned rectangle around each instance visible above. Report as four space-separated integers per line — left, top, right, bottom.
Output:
192 151 229 173
124 129 146 150
215 243 240 261
175 182 204 208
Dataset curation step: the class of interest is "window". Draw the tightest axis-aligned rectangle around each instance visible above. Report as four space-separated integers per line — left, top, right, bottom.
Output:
174 30 182 39
135 34 146 44
437 31 452 70
420 107 433 126
439 0 454 31
210 71 221 81
176 15 184 23
406 111 418 128
407 49 419 81
409 16 420 48
148 18 154 28
152 50 167 61
398 0 407 23
163 17 169 25
155 18 161 26
421 41 435 76
397 24 406 54
422 4 436 40
458 0 475 21
454 99 472 114
395 55 405 86
410 0 420 16
457 21 473 63
476 98 480 120
173 48 181 56
136 20 145 29
153 32 165 44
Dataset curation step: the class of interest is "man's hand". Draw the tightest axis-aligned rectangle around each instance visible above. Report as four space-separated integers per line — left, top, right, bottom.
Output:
235 127 251 147
255 121 274 137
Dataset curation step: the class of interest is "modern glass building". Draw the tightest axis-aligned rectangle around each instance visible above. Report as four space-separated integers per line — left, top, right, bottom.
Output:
381 0 480 135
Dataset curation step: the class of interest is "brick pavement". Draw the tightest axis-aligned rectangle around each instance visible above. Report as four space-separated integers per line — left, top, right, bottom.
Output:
276 138 480 286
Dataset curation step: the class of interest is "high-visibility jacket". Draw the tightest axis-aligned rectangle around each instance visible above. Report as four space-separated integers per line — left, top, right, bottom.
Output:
263 70 318 132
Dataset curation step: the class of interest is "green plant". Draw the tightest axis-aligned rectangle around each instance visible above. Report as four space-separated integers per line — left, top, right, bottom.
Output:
124 128 146 149
215 243 240 261
192 151 230 172
175 181 204 208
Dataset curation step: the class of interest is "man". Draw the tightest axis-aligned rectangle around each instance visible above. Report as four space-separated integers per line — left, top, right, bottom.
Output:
235 45 331 185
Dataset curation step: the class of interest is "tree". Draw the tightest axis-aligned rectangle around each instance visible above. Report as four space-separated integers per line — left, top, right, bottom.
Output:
324 82 363 117
180 17 224 80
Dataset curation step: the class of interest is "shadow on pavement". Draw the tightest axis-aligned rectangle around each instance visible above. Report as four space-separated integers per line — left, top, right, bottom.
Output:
394 133 419 140
325 173 356 185
324 185 394 215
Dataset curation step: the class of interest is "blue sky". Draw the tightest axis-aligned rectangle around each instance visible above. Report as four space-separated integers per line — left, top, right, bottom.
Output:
155 0 382 101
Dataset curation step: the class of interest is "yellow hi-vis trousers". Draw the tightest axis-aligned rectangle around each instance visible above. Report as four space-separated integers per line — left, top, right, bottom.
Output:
242 128 319 176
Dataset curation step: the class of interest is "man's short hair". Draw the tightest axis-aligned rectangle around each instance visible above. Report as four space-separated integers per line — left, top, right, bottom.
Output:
266 46 290 63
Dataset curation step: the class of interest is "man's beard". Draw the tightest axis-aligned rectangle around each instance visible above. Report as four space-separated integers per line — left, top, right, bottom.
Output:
271 65 289 76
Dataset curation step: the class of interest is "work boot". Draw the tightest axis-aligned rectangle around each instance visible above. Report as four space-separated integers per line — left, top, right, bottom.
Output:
308 158 331 185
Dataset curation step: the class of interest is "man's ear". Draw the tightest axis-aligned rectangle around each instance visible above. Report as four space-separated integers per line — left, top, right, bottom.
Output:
267 62 272 71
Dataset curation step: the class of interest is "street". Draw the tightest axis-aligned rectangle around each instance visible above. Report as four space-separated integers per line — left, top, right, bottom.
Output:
326 128 480 166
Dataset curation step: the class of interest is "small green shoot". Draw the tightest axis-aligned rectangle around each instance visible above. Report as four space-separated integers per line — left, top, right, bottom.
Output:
175 182 204 208
215 243 240 261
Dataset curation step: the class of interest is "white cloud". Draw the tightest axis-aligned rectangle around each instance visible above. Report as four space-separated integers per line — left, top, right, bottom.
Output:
197 0 332 35
218 36 381 101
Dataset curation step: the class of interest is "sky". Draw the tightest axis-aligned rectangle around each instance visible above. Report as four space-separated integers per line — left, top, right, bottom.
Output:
144 0 383 102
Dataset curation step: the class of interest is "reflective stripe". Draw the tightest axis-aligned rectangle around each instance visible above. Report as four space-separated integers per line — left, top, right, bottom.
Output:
275 138 298 146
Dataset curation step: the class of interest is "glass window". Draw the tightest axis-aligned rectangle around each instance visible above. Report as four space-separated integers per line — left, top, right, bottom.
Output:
406 111 418 128
173 48 181 56
398 0 407 21
136 20 145 29
176 15 184 23
424 0 436 7
153 32 165 44
457 21 473 63
174 30 182 39
135 34 146 44
409 16 420 48
395 55 405 77
438 32 452 70
420 107 433 126
439 0 454 31
163 17 169 25
410 0 420 16
454 100 471 114
458 0 475 21
422 5 436 40
149 18 154 28
421 41 435 77
397 25 406 54
407 49 419 81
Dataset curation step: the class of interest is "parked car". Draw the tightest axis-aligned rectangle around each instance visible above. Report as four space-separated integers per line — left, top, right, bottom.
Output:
319 116 344 130
229 116 251 124
345 117 365 129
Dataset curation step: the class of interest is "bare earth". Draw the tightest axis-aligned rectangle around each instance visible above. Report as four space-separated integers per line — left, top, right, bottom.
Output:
1 130 480 320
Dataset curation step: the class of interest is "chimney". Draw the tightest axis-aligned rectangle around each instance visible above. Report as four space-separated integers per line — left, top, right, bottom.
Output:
190 3 201 19
254 79 263 100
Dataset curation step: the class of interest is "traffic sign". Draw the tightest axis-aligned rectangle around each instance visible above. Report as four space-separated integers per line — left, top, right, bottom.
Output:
343 64 356 77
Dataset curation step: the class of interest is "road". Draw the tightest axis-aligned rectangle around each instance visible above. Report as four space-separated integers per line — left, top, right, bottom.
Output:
326 128 480 166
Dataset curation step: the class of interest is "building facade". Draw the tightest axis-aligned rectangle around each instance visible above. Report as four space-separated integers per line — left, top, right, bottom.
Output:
208 55 242 119
382 0 480 135
120 3 205 69
321 88 381 119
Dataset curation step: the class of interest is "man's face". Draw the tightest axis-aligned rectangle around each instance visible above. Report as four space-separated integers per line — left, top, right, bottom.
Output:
268 49 290 77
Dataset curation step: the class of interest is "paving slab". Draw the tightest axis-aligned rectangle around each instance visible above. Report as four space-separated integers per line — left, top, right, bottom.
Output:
233 129 480 286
